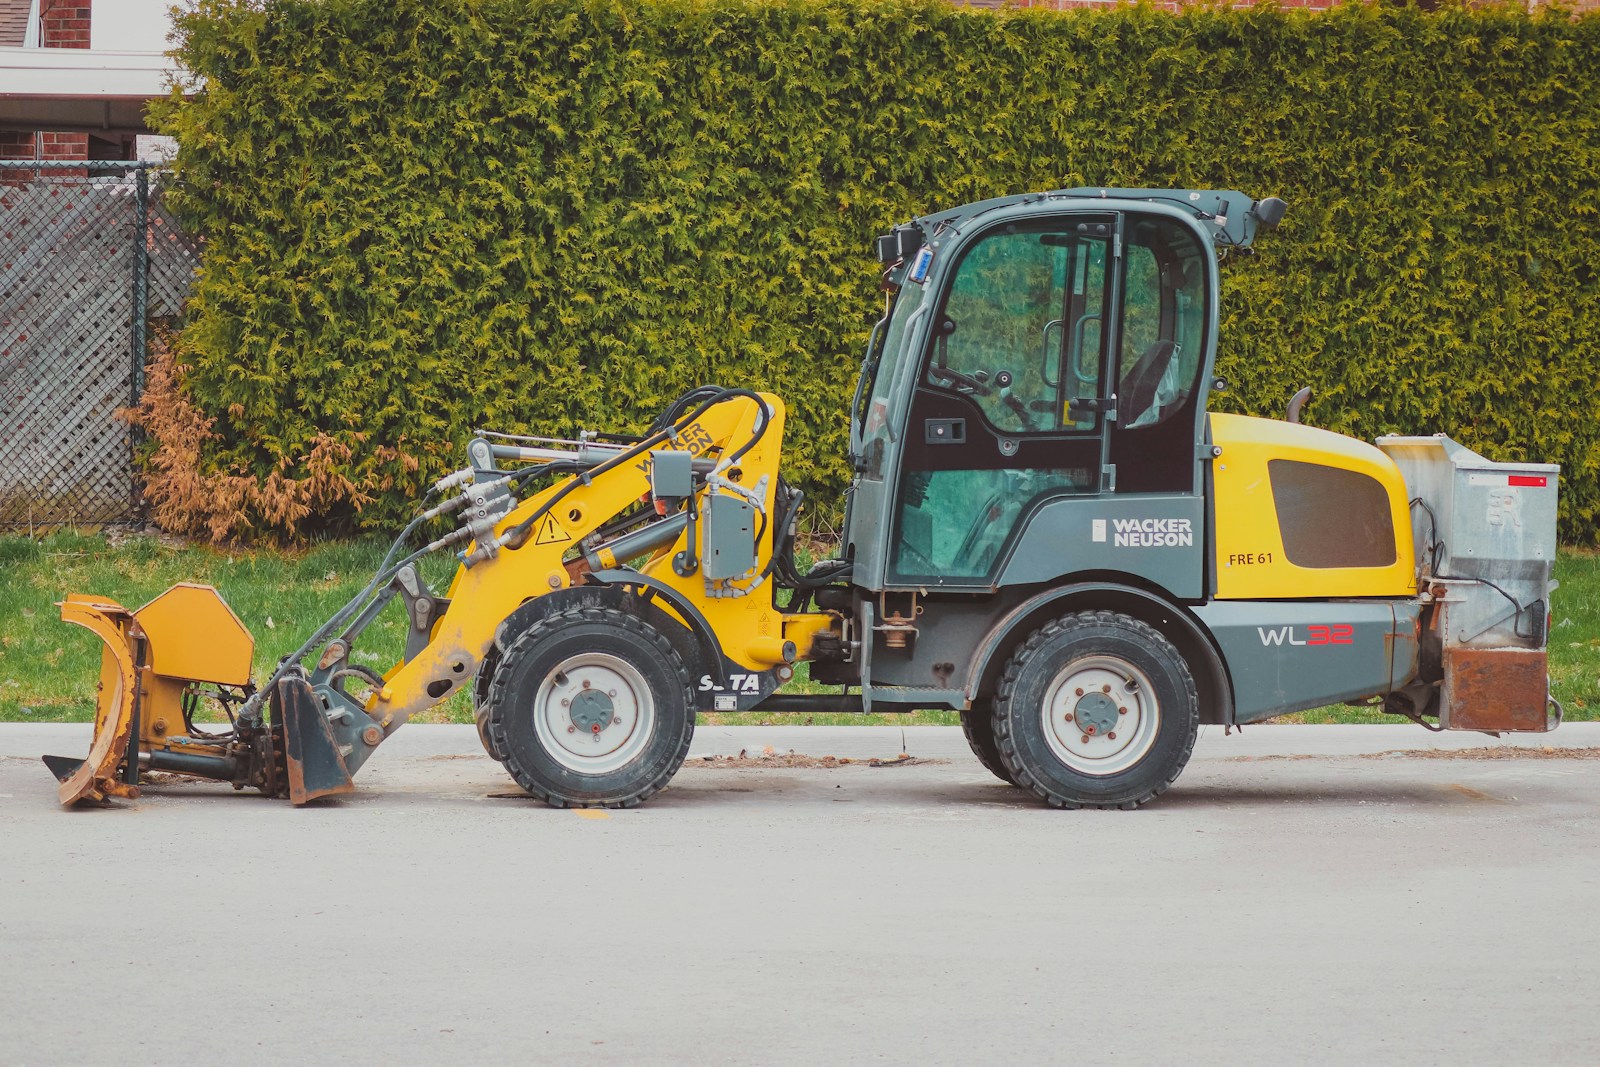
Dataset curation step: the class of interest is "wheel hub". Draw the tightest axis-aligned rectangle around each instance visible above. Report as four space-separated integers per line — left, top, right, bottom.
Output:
1041 656 1161 777
568 688 616 733
1072 691 1120 735
534 653 654 774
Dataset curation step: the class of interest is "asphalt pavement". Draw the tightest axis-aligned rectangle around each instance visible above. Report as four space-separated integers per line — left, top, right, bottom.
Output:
3 722 1599 1066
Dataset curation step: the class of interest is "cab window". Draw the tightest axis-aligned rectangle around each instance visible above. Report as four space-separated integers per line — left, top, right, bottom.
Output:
924 223 1109 435
1116 220 1207 429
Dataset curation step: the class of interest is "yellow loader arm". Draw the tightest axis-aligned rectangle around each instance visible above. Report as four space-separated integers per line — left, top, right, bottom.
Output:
47 389 836 808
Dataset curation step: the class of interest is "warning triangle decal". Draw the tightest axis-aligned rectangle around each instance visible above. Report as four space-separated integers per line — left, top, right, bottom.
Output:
534 514 571 546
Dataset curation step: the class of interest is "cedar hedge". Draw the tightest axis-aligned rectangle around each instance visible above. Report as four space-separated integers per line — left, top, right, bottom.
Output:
154 0 1600 541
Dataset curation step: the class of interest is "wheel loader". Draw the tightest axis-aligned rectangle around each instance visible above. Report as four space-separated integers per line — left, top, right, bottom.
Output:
46 186 1562 811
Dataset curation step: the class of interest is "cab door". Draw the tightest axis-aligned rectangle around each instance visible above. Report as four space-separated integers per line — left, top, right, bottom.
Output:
1106 215 1212 495
888 216 1118 587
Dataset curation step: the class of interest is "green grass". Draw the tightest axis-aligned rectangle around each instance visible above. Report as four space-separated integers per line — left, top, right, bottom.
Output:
0 531 469 723
2 531 1595 727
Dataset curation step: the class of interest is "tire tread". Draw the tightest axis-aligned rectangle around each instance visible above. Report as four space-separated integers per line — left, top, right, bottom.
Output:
992 610 1197 810
486 604 694 809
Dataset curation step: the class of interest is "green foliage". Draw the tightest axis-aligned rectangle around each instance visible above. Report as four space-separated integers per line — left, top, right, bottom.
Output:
157 0 1600 541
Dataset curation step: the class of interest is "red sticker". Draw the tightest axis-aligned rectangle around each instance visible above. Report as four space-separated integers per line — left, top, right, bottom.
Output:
1508 475 1547 488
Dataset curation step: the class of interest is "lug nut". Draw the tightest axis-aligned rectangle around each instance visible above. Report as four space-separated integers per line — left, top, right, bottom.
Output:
1107 731 1117 740
561 697 570 706
362 725 383 746
613 716 622 724
567 725 575 733
1102 684 1111 693
609 689 618 697
1086 725 1096 735
1081 734 1091 744
1075 688 1084 697
582 680 592 689
1118 707 1127 715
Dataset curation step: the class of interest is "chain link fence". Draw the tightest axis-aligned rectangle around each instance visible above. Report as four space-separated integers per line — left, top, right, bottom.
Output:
0 159 199 530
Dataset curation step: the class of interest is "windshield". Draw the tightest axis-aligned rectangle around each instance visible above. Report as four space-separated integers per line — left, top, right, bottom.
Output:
854 282 926 470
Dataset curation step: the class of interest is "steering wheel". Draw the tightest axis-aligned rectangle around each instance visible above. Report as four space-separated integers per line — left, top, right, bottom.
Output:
929 364 993 396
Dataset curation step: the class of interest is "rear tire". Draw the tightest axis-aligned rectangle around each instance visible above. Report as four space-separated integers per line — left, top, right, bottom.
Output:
959 702 1016 785
993 610 1197 810
486 605 694 808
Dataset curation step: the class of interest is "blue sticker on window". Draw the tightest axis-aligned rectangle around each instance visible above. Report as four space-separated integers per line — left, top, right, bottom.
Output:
908 245 935 284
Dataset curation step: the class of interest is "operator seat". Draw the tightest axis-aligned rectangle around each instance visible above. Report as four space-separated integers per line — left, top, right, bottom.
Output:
1120 339 1177 426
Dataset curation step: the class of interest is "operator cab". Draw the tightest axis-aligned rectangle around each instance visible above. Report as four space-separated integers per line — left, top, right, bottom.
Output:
848 189 1276 593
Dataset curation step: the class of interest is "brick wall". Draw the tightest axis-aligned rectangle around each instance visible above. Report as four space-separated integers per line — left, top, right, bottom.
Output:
6 1 94 162
39 131 89 158
1 131 37 160
39 0 90 47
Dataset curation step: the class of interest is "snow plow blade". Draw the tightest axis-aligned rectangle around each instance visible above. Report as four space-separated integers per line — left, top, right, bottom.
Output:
49 595 147 805
47 585 257 806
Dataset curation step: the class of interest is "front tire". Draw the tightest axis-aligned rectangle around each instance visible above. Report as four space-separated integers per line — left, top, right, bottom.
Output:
473 647 503 761
486 605 695 808
993 611 1198 809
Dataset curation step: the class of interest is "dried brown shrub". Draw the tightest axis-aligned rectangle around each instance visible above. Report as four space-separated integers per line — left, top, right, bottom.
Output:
123 329 392 542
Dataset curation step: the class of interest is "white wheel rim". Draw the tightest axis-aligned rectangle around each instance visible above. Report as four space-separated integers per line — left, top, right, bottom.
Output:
1041 655 1160 777
532 653 655 775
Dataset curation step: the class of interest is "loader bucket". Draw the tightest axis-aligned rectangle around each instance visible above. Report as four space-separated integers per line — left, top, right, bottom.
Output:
47 584 256 806
274 674 356 805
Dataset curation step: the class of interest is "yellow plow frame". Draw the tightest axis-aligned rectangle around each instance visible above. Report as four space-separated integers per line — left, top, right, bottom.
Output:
48 584 254 806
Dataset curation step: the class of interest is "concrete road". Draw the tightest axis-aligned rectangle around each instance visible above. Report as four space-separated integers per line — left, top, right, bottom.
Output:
3 723 1599 1066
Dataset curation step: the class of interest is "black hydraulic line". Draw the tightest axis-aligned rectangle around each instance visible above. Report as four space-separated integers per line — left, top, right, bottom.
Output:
651 383 729 433
719 388 771 466
123 631 144 787
502 388 772 548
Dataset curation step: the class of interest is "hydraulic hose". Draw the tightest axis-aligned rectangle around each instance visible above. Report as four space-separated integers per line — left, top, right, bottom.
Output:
500 386 772 549
234 461 571 725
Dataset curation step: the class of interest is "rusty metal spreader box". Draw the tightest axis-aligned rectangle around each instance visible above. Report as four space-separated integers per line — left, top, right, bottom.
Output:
1377 434 1560 732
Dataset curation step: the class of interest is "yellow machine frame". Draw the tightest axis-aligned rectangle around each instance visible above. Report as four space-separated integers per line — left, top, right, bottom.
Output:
1210 413 1417 600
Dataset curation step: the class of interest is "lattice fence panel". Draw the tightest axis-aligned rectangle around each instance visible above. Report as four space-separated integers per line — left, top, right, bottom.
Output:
0 163 199 528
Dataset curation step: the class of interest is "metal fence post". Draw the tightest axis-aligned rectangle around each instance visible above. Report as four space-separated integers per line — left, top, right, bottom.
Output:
129 166 151 513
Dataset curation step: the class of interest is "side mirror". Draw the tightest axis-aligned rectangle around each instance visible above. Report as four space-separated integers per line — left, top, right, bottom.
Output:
1251 197 1288 229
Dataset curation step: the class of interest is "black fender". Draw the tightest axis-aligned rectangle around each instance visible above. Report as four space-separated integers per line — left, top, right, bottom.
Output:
965 582 1235 726
492 575 728 693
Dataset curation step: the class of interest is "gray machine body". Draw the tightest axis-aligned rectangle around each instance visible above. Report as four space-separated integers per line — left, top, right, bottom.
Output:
1193 599 1421 724
827 187 1556 729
